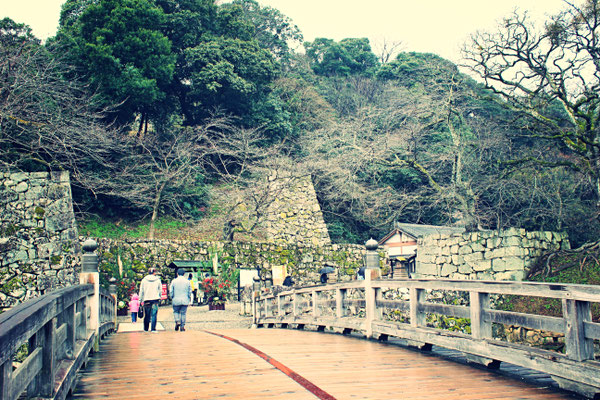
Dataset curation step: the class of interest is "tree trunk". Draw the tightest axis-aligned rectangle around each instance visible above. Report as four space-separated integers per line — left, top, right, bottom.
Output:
148 181 167 240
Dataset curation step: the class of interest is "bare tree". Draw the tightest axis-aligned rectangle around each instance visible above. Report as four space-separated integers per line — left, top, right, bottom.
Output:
300 75 510 233
372 38 404 64
462 0 600 217
0 19 119 194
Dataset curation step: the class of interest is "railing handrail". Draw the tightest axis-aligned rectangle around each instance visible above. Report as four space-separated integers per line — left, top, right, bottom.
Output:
254 277 600 398
259 279 600 302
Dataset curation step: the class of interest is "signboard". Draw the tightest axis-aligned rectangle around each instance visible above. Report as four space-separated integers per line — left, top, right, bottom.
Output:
271 265 286 286
161 283 168 300
239 269 258 287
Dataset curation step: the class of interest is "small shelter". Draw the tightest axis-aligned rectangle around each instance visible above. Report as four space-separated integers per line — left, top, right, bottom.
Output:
166 260 213 277
378 222 465 277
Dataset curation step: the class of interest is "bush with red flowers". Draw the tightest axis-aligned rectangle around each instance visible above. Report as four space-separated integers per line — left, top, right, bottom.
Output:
201 276 231 305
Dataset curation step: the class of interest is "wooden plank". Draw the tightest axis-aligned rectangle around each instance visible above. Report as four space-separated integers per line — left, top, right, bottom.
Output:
583 320 600 340
420 303 470 319
53 333 95 400
55 322 68 360
488 309 564 333
373 279 600 302
377 299 409 311
10 347 42 400
71 329 576 400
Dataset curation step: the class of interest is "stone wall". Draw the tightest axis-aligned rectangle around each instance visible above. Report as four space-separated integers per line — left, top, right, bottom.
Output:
1 171 80 310
413 228 570 281
261 175 331 246
93 238 364 288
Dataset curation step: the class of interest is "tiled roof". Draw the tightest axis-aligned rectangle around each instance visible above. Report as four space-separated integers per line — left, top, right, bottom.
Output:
394 222 465 238
379 223 466 244
166 260 212 271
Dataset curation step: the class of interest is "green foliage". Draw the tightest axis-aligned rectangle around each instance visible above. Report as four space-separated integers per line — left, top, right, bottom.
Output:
304 37 379 77
0 17 40 49
181 36 277 123
225 0 302 62
57 0 176 127
427 314 472 334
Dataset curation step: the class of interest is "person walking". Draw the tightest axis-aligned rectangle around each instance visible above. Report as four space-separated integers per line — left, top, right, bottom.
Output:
189 274 197 306
139 267 162 332
169 268 191 331
129 293 140 323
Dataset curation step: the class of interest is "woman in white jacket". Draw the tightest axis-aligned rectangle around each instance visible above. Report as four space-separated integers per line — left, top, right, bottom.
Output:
139 268 162 332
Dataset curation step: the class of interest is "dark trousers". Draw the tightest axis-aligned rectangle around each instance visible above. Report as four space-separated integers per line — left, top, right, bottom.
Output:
143 300 158 331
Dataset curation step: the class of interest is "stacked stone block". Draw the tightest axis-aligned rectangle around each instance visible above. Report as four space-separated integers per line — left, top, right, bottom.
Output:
1 171 79 310
261 175 331 246
414 228 570 281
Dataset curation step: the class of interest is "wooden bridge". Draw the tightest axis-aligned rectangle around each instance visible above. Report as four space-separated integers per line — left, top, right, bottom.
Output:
1 240 600 399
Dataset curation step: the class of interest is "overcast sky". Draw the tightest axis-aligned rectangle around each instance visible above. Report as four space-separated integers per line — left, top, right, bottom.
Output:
1 0 571 62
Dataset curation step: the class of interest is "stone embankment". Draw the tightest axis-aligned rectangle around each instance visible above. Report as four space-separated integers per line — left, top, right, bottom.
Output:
1 171 79 309
414 228 570 281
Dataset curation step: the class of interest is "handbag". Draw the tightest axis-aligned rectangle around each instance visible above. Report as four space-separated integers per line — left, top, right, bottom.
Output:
138 306 144 319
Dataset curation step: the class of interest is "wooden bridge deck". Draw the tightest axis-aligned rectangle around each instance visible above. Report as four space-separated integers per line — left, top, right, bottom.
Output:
71 329 579 400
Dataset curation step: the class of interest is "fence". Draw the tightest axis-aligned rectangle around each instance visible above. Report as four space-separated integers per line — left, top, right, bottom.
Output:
254 274 600 398
0 239 115 400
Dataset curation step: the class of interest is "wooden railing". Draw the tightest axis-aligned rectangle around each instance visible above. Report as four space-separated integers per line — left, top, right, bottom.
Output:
0 284 116 400
254 277 600 398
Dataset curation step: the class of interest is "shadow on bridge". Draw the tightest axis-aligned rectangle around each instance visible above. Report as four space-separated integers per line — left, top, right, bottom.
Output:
70 329 578 400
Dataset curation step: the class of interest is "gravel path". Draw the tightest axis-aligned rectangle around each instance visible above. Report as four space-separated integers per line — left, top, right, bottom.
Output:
118 302 253 331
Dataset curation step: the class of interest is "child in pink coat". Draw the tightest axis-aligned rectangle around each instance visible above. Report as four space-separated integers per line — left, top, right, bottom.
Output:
129 293 140 323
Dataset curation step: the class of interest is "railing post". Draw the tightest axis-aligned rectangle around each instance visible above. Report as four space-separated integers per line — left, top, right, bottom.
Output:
76 297 87 340
563 299 594 361
80 238 100 351
65 303 76 359
336 288 346 319
293 290 299 318
409 288 425 328
1 357 12 399
470 291 491 339
468 291 500 368
264 296 269 318
251 277 260 327
28 319 56 397
365 238 381 339
364 238 380 273
109 279 117 332
365 274 376 338
312 290 319 317
277 294 282 318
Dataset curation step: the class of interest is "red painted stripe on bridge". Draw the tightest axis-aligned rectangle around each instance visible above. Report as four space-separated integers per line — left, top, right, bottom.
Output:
203 329 337 400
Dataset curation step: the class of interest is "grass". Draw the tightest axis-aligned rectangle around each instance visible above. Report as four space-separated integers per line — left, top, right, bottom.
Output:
78 216 192 240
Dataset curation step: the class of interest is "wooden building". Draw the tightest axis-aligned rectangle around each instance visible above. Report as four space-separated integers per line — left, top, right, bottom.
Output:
378 222 465 277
